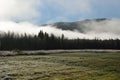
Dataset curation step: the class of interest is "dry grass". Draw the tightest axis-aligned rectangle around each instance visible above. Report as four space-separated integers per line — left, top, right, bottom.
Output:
0 51 120 80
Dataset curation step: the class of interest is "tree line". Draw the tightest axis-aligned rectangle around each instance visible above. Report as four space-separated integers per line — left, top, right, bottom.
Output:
0 31 120 50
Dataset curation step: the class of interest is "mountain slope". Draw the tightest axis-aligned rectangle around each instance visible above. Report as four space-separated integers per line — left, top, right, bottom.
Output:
50 18 108 33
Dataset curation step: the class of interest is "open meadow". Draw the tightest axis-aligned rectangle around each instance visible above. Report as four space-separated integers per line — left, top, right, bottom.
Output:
0 51 120 80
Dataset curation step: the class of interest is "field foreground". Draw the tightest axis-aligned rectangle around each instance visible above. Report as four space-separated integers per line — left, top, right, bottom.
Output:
0 51 120 80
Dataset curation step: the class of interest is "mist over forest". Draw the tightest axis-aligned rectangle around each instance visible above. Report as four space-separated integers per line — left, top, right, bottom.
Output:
0 0 120 50
0 1 120 80
0 18 120 39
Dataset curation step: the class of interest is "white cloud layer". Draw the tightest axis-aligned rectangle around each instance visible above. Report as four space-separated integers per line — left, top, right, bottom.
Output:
0 0 41 21
0 20 120 39
0 0 93 22
0 0 120 22
0 0 120 39
82 19 120 35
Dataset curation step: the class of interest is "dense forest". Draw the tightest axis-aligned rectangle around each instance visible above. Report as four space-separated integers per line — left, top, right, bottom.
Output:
0 31 120 50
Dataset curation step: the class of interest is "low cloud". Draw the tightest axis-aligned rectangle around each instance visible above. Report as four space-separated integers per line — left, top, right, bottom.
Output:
80 19 120 39
0 0 120 40
0 21 86 38
0 19 120 39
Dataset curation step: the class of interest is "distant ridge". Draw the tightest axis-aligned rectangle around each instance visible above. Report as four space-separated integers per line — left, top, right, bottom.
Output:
42 18 109 33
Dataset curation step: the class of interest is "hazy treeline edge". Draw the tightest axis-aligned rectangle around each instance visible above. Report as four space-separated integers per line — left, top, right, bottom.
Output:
0 31 120 50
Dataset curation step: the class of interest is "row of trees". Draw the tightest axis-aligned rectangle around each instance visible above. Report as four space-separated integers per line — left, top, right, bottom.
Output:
0 31 120 50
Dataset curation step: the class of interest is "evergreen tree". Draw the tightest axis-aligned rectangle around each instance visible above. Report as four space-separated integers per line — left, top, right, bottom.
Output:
0 31 120 50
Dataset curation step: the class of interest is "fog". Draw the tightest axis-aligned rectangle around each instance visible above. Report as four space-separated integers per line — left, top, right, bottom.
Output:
0 21 88 39
0 0 119 39
80 19 120 39
0 19 120 39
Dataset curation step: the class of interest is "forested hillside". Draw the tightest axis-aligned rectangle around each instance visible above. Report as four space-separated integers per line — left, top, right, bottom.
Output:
47 18 108 33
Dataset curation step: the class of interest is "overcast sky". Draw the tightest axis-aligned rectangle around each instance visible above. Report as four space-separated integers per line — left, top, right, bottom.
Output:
0 0 120 24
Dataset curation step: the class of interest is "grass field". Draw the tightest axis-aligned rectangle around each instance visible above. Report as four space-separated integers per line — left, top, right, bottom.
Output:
0 52 120 80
